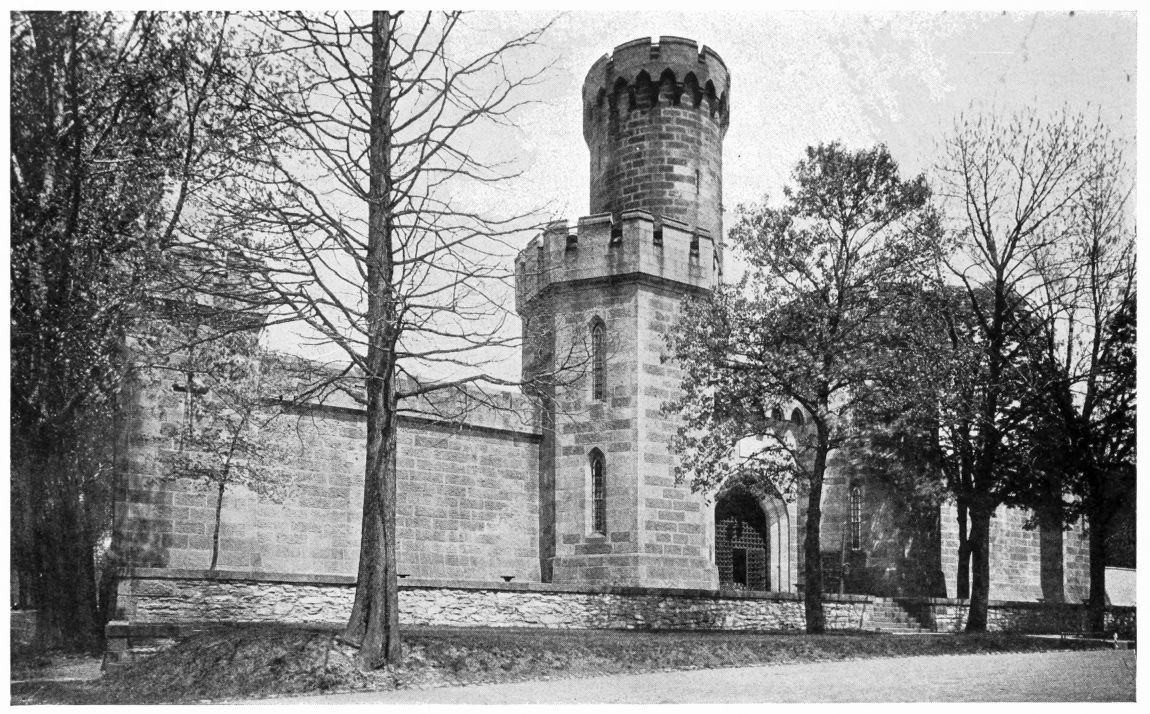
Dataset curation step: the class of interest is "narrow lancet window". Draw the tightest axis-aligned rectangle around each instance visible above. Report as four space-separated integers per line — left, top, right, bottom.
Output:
591 318 606 401
849 485 862 550
591 449 607 534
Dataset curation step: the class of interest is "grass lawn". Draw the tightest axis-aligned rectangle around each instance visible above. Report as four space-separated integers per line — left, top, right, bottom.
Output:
10 626 1117 705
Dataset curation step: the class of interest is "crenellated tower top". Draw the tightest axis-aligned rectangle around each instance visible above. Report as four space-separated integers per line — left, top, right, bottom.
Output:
582 36 730 137
581 37 730 260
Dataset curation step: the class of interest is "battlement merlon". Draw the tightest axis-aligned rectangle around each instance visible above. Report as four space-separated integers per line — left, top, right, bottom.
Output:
515 209 718 311
582 36 730 141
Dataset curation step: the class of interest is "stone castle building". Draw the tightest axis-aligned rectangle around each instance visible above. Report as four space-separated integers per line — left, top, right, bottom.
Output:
108 38 1098 647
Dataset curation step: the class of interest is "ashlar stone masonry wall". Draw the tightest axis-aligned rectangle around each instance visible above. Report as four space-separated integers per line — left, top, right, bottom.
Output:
939 503 1091 603
115 366 542 584
633 281 716 588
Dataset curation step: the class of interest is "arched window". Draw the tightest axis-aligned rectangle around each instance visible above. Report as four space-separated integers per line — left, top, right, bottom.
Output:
770 406 784 421
791 408 804 426
591 318 606 401
590 449 606 534
849 485 862 550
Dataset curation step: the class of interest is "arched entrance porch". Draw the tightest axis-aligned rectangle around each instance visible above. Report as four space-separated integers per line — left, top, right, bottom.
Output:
714 485 792 592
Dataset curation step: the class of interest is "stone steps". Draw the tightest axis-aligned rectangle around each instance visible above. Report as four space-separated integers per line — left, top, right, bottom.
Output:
866 599 929 634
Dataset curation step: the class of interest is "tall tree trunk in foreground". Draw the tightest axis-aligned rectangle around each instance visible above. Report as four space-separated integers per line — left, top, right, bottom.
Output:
964 504 992 632
1084 483 1109 632
955 501 971 599
343 10 401 669
802 422 830 634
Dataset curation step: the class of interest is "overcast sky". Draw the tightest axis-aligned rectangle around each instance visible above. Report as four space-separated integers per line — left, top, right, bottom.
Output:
270 10 1137 380
501 10 1135 229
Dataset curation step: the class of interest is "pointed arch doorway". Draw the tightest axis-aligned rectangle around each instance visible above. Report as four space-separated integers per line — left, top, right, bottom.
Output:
715 486 791 592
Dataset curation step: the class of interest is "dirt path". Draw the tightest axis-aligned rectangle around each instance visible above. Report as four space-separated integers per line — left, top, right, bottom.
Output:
259 649 1136 704
10 654 103 684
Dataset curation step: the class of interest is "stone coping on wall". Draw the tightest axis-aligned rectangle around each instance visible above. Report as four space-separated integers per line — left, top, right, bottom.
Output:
115 567 877 603
116 570 1137 613
118 567 357 586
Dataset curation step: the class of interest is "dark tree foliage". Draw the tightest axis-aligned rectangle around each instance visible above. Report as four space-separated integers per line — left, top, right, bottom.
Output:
1021 282 1135 627
1030 147 1135 629
668 142 940 633
869 285 1069 597
10 11 258 649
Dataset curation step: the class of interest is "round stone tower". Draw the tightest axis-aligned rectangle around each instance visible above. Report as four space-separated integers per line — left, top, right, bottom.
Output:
582 36 730 257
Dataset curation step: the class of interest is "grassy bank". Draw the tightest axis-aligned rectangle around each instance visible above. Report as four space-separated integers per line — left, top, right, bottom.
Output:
10 626 1116 705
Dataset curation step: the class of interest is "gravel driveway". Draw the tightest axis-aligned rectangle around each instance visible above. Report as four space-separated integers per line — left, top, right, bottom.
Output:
259 649 1136 704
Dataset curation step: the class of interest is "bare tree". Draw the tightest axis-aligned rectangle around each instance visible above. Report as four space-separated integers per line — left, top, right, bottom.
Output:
935 109 1112 632
1024 139 1135 630
193 11 557 668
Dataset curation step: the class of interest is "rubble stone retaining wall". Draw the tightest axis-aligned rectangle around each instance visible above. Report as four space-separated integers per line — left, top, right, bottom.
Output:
105 570 1136 668
106 569 871 666
113 569 868 631
908 597 1136 637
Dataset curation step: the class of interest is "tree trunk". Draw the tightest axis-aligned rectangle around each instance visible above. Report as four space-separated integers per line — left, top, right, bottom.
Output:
956 500 970 599
209 479 226 570
1085 499 1108 633
964 504 992 632
24 455 102 651
802 427 830 635
343 10 401 670
343 374 400 668
803 478 826 634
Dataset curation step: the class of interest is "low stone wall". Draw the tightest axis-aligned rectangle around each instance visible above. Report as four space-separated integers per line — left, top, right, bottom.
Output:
106 568 874 666
106 569 1136 669
113 568 870 631
908 597 1136 637
115 571 355 624
401 585 872 631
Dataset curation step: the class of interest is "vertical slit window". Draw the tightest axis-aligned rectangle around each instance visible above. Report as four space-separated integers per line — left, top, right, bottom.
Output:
591 318 606 401
849 485 862 551
591 450 606 534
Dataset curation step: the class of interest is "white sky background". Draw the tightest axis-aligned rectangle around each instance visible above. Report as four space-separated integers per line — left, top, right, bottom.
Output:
265 10 1137 384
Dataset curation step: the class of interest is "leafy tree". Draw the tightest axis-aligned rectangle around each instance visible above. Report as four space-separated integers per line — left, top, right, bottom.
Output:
9 11 259 648
935 109 1112 631
872 283 1066 600
194 11 557 668
668 143 940 633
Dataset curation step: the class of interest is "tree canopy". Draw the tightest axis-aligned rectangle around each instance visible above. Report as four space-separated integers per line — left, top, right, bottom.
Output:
668 141 941 632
